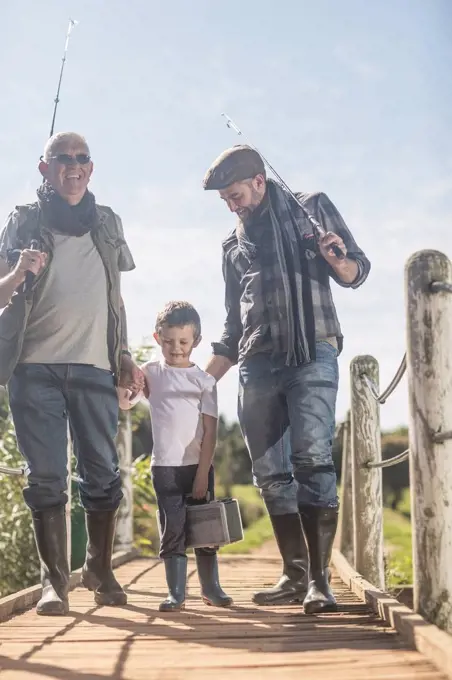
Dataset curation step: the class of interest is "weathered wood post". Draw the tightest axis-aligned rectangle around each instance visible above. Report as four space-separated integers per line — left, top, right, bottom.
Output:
114 411 134 552
405 250 452 632
350 356 385 589
338 411 354 564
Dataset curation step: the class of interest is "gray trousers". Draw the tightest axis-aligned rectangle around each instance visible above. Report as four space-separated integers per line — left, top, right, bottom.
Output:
152 464 216 559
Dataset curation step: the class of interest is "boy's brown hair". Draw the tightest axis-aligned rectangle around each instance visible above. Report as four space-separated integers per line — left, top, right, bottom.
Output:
155 301 201 340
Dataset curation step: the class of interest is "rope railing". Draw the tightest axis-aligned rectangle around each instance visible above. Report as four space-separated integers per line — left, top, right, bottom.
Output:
365 448 409 469
0 467 135 484
431 281 452 294
360 353 409 471
361 277 451 408
0 464 25 477
361 353 406 405
432 430 452 444
0 463 81 484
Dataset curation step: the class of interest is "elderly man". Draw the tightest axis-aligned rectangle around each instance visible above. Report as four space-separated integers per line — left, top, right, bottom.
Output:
203 146 370 613
0 132 142 615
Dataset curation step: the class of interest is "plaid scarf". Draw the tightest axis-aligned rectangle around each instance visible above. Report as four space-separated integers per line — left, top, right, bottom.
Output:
237 179 316 366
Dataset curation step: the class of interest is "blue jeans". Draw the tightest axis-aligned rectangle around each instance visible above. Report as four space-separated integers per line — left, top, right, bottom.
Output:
8 363 123 512
238 341 339 514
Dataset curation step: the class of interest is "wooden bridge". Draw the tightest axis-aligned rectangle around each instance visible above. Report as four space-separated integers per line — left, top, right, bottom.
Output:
0 543 450 680
1 249 451 679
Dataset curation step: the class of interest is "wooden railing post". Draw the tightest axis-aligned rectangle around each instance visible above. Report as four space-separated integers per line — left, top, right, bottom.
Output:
114 411 134 552
338 410 354 564
350 356 385 589
405 250 452 633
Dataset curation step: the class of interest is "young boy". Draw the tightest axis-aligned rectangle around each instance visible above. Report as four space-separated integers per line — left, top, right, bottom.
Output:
140 301 232 612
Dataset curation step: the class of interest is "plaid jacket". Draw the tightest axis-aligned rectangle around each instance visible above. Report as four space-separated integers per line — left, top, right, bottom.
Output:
212 190 370 365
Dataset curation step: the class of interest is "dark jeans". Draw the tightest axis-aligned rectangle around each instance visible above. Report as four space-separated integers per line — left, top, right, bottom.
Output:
152 464 216 559
8 363 123 512
238 341 339 514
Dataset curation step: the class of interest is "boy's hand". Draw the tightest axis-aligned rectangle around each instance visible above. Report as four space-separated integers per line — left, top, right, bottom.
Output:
192 470 209 500
119 355 145 393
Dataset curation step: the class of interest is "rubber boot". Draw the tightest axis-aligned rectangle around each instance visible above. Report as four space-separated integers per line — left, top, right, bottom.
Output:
32 506 70 616
252 513 308 605
159 555 187 612
81 509 127 606
299 505 338 614
195 552 233 607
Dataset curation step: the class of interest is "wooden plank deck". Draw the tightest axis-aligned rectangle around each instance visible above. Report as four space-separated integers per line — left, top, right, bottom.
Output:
0 542 447 680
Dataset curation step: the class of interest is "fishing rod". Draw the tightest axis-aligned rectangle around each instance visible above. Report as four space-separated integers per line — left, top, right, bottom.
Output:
49 18 78 138
221 113 344 260
22 20 79 293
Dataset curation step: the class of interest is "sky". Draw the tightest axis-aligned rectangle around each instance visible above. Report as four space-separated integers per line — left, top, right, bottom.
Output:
0 0 451 430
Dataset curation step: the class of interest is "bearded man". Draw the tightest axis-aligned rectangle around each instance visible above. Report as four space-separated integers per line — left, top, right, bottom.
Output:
203 145 370 613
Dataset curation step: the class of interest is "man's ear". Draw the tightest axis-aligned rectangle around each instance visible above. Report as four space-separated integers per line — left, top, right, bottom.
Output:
153 331 162 347
253 174 266 192
38 160 49 179
193 334 202 348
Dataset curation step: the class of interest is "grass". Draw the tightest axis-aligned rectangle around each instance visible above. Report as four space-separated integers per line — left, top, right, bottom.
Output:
383 507 413 588
220 513 273 554
216 483 267 530
396 487 412 520
216 483 274 554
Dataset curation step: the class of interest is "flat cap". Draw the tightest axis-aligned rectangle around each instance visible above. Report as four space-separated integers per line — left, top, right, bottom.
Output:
203 144 265 190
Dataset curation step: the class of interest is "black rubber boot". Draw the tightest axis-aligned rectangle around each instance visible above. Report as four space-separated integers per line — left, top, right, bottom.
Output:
159 555 187 612
252 513 308 606
81 509 127 606
32 506 70 616
298 505 338 614
195 553 233 607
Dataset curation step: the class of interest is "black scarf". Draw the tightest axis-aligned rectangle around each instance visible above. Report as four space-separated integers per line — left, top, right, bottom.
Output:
236 179 316 366
36 181 98 237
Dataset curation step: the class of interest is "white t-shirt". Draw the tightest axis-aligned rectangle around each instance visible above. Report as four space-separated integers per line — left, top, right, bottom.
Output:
142 360 218 467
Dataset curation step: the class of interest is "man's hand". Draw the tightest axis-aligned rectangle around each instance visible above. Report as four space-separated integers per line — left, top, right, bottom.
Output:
205 355 233 382
13 249 47 285
192 469 209 500
318 232 347 264
119 354 145 395
319 232 360 284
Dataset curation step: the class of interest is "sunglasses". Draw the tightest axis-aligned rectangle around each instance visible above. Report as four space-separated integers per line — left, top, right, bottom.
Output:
40 154 91 165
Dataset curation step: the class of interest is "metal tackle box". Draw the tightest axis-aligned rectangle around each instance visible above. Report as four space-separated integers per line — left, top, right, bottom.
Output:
185 497 244 549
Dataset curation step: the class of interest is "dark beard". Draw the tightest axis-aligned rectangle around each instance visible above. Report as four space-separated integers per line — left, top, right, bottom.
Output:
240 189 269 226
36 181 98 237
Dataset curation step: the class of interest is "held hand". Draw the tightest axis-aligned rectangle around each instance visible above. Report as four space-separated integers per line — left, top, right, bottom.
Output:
14 249 47 283
192 471 209 500
120 355 146 393
117 386 134 411
318 232 347 264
